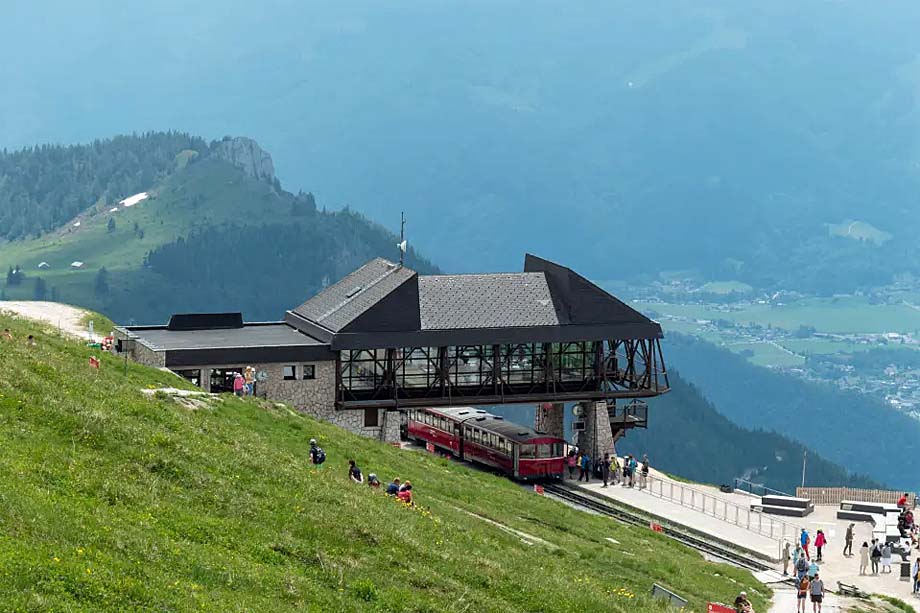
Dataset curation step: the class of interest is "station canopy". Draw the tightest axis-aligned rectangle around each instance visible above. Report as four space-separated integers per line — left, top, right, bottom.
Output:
285 254 662 350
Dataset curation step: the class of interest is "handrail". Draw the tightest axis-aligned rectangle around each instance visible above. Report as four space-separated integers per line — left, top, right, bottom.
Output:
733 477 793 498
642 474 801 556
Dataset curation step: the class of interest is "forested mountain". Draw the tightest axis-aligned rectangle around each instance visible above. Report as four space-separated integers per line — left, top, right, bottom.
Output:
663 334 920 489
0 133 435 323
0 133 206 239
617 373 881 493
3 2 920 291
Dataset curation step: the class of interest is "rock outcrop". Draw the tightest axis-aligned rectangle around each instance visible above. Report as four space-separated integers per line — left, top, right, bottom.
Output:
211 137 275 183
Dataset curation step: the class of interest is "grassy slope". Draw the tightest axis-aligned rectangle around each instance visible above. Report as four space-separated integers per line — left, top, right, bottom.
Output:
0 311 768 612
0 157 291 306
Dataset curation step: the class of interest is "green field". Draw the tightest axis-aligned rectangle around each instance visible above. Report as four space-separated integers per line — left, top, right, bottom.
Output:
0 158 292 307
0 311 767 611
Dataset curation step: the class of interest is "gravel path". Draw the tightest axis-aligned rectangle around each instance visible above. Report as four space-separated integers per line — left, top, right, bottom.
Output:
0 300 95 339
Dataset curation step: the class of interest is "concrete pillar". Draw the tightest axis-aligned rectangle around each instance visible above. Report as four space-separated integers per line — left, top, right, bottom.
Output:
380 410 402 443
534 402 564 439
574 400 616 459
200 367 212 392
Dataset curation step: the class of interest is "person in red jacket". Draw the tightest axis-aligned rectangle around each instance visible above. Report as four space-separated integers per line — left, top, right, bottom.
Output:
814 529 827 562
397 481 413 505
898 493 910 509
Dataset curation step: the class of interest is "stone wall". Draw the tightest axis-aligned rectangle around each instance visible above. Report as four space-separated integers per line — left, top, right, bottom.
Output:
573 401 616 459
112 328 166 368
534 402 564 438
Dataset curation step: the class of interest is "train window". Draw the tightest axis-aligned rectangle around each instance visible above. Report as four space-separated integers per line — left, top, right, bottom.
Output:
520 444 536 458
464 426 472 439
537 444 552 457
497 437 506 453
489 433 498 449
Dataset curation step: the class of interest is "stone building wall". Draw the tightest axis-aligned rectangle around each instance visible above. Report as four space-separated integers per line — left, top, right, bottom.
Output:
534 402 565 438
573 400 616 459
112 329 166 368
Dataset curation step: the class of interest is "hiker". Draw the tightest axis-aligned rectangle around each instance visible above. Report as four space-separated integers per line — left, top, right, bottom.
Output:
807 559 818 580
566 450 577 479
783 542 792 575
810 572 824 613
367 473 381 489
348 460 364 484
795 550 809 582
232 373 245 397
397 481 413 505
244 366 255 396
639 454 650 489
309 439 326 466
800 528 810 560
870 539 882 575
2 328 12 341
628 455 639 487
386 478 401 495
610 455 620 485
796 575 810 613
733 591 754 613
859 541 869 575
814 529 826 562
578 452 591 482
601 454 611 487
913 557 920 594
881 541 892 573
843 522 855 556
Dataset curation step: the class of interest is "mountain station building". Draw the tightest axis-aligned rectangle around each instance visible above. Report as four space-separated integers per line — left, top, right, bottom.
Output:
114 254 669 447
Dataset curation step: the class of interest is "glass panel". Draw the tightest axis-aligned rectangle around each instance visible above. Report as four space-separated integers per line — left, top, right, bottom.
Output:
520 444 536 458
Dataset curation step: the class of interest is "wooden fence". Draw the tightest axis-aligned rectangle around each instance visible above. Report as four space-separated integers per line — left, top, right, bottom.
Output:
796 487 914 507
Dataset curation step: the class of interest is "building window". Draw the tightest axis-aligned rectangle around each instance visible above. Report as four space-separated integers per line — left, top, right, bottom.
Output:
302 364 315 380
283 365 296 380
364 408 379 427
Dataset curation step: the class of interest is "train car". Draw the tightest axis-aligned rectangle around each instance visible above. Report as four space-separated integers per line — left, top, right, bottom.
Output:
406 406 567 480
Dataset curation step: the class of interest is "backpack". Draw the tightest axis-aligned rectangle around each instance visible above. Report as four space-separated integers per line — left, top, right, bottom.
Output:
796 557 807 572
313 447 326 464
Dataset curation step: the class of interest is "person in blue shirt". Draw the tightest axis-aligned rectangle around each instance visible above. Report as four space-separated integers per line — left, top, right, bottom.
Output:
386 477 401 496
578 453 591 482
800 528 811 559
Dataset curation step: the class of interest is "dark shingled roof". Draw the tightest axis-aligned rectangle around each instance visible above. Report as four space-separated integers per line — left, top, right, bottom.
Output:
290 258 415 333
285 254 662 349
418 272 559 330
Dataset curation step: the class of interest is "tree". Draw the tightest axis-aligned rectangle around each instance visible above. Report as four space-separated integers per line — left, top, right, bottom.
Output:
94 267 110 296
107 217 116 233
6 266 23 286
33 277 47 300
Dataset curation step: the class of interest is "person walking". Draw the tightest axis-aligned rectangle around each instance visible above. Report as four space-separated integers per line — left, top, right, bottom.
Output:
628 455 638 487
810 572 824 613
639 454 650 489
800 529 810 560
795 552 809 583
566 451 577 479
610 455 620 485
578 453 591 482
601 454 611 487
843 523 854 557
814 529 826 562
870 539 882 575
913 557 920 594
796 575 810 613
882 541 892 573
232 372 245 396
859 541 869 575
783 542 792 575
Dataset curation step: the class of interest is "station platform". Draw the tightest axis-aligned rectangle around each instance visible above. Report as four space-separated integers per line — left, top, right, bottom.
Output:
565 476 784 561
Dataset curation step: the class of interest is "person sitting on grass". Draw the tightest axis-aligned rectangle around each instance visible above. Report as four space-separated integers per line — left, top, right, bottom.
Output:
397 481 413 505
2 328 12 341
733 590 754 613
348 459 364 484
367 473 381 489
386 477 401 495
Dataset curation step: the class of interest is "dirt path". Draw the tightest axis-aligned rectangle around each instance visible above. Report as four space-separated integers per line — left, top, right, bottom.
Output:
0 301 94 339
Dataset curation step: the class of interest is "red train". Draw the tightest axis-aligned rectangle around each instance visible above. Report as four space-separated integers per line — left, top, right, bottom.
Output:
406 406 567 480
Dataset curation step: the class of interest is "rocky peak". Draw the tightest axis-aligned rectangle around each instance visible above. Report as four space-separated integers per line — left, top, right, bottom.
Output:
211 136 275 183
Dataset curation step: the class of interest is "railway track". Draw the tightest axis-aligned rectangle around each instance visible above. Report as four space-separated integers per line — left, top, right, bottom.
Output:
543 484 779 573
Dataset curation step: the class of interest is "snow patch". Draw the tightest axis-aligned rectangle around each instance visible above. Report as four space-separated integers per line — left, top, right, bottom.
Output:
120 192 149 208
73 221 81 227
109 207 119 213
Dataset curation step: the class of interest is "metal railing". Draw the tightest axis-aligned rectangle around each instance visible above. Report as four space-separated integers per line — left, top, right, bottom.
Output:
643 474 801 555
733 477 793 498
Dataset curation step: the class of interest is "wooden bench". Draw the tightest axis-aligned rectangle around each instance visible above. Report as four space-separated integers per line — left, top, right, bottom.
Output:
836 581 869 598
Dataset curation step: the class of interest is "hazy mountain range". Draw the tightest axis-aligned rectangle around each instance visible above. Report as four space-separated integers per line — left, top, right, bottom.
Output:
3 2 920 291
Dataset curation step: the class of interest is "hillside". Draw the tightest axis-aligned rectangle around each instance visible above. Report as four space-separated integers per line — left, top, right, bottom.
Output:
4 3 920 291
0 311 768 611
617 372 882 493
0 133 436 323
664 334 920 490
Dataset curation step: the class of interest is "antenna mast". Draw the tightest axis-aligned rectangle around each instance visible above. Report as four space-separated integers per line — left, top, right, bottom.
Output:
398 211 407 266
